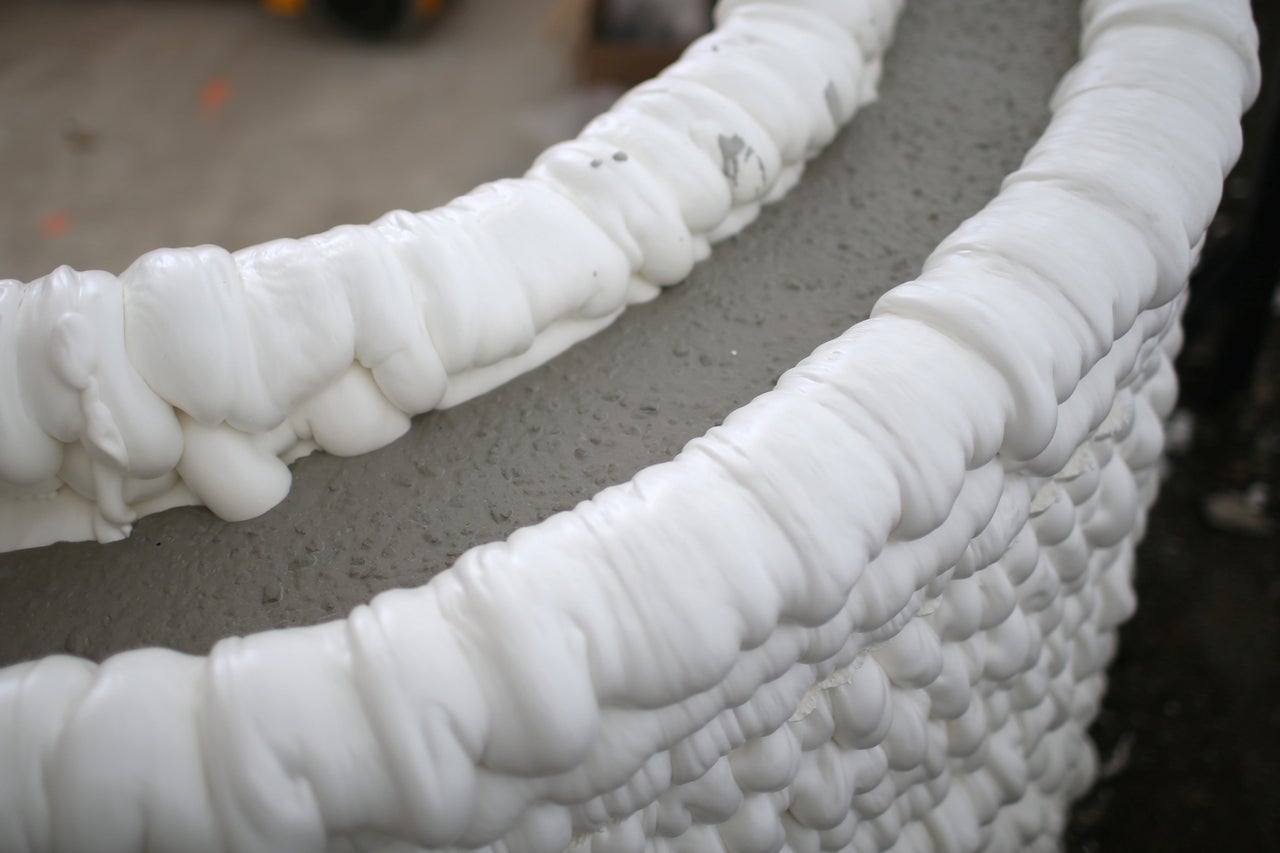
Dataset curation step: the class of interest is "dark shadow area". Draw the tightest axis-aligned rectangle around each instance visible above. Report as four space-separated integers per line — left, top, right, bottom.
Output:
1068 1 1280 848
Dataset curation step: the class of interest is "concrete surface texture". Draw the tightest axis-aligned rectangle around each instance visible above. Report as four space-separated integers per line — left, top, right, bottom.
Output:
0 0 600 283
6 5 1279 852
0 0 1080 665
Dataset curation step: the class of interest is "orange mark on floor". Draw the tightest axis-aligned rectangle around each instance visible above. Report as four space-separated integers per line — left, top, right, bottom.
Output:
263 0 307 16
40 210 70 239
200 78 231 113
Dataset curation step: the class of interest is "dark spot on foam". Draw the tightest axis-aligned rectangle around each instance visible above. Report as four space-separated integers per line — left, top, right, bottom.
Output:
718 133 746 184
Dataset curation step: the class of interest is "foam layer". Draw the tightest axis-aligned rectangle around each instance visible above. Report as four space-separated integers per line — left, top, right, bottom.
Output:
0 0 903 552
0 0 1259 851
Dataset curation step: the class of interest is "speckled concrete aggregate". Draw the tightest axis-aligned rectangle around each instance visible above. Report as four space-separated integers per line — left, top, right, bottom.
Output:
0 0 1079 666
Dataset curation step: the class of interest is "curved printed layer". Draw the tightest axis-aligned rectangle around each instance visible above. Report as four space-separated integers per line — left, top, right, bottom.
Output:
0 0 904 552
0 0 1260 851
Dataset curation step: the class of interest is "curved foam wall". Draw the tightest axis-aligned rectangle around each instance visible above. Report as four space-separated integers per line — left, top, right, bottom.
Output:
0 0 901 553
0 0 1260 851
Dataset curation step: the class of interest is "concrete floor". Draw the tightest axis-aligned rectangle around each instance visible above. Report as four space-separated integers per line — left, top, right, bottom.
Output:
0 0 606 282
5 2 1277 851
0 0 1081 664
0 6 1080 842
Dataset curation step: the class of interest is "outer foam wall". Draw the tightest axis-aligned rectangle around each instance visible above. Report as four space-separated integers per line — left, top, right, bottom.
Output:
0 1 1260 852
0 0 904 552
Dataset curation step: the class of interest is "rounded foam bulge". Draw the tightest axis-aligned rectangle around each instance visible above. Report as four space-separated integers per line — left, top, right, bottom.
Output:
0 0 903 552
0 0 1262 850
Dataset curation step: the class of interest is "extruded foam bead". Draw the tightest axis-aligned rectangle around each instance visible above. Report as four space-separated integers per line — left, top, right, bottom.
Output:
716 792 785 853
788 743 855 831
0 1 1259 850
815 809 857 852
728 725 801 794
828 658 893 750
873 620 944 690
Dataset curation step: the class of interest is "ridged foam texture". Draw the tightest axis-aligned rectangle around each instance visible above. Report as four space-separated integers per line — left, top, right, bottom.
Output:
0 0 903 552
0 0 1260 851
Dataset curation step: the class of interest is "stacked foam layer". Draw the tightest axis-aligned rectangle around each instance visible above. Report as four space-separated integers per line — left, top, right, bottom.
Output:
0 0 1260 851
0 0 903 552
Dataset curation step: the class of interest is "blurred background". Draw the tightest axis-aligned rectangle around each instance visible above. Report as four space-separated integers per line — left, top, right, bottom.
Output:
0 1 1276 850
0 0 714 283
1067 1 1280 849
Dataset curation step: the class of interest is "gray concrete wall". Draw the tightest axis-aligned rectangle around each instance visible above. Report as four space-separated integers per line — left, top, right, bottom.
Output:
0 0 1080 666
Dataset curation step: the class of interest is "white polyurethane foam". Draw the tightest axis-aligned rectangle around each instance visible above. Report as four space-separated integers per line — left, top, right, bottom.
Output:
0 0 904 552
0 0 1261 851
